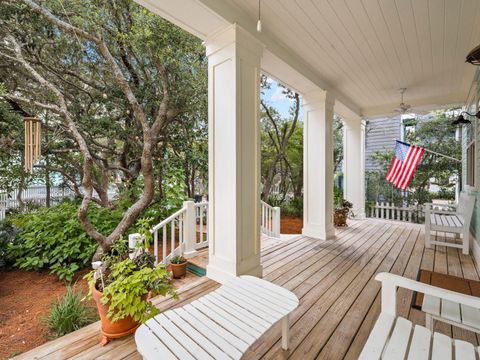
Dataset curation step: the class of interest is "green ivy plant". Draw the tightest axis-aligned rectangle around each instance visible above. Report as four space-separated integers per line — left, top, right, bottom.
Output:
85 242 177 324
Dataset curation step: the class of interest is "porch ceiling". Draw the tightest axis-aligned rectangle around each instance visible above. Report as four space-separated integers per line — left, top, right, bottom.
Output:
137 0 480 118
230 0 480 117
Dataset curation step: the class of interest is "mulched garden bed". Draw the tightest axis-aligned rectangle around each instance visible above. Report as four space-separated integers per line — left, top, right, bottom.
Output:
281 216 303 234
0 268 92 358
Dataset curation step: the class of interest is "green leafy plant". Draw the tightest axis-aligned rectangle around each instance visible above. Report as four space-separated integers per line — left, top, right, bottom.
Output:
85 246 177 324
170 255 187 264
43 286 97 337
0 220 18 268
335 199 353 216
7 201 124 280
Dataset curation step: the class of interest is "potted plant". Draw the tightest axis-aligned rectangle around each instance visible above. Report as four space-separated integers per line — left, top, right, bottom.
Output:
169 255 188 279
85 239 177 346
334 199 353 227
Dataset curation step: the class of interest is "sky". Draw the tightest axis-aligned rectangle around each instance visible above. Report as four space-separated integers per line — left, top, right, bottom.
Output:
261 77 301 120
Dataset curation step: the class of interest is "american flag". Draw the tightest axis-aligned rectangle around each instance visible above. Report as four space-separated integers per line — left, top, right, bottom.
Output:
385 140 425 190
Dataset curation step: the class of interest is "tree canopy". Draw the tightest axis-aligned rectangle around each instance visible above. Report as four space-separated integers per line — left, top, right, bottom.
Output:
0 0 208 258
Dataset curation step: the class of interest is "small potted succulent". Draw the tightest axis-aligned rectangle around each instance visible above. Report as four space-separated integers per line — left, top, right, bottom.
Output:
334 199 353 227
84 238 177 345
169 255 188 279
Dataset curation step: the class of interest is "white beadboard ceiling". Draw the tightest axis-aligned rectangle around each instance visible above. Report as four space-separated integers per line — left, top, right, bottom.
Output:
229 0 480 117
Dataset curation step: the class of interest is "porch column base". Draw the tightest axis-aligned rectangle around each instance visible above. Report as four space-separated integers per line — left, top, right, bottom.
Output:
353 212 366 220
302 224 335 240
183 250 199 259
207 262 263 284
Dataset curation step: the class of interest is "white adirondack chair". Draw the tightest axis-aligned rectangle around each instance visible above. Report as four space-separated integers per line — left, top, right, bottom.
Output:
360 272 480 359
135 275 299 359
425 192 475 255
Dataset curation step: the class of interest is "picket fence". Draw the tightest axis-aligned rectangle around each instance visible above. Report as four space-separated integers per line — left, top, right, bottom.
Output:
0 185 76 220
368 202 425 224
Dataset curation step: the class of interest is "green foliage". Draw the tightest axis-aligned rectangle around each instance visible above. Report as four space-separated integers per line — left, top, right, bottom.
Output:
335 199 353 215
87 256 177 323
170 255 186 264
0 0 208 248
367 110 461 206
435 188 456 200
0 220 18 268
280 198 303 218
7 201 124 280
43 286 97 337
334 185 344 208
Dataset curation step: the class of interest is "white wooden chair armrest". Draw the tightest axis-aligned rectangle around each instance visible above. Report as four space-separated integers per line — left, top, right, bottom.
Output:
424 203 458 215
424 202 458 210
430 209 459 215
376 272 480 315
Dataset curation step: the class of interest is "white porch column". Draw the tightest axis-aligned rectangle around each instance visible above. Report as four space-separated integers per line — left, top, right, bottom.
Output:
302 90 335 240
205 25 263 283
343 116 366 219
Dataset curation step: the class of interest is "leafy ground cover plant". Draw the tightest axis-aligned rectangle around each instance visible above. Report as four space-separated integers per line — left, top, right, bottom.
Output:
0 220 18 268
170 255 187 264
7 200 124 280
43 286 97 337
85 238 177 324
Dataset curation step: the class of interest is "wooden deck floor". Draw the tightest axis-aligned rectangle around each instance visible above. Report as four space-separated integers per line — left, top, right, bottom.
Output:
14 219 480 359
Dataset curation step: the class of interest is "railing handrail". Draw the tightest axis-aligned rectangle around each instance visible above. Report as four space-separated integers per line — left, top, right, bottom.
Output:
148 199 281 265
151 207 187 233
261 200 274 210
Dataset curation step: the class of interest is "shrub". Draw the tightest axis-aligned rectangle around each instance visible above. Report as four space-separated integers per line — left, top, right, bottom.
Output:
43 286 97 337
7 200 124 280
170 255 187 264
281 197 303 218
0 220 18 268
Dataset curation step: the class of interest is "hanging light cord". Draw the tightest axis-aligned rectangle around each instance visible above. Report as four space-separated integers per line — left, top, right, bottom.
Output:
257 0 262 32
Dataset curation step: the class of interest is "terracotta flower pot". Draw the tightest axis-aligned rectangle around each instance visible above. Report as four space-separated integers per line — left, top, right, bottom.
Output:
334 211 348 227
170 261 187 279
92 285 142 346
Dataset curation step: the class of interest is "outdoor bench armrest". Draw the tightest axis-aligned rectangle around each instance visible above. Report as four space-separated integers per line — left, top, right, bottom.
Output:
375 272 480 315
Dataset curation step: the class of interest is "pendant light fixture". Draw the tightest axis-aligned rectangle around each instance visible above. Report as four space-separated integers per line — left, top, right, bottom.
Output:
257 0 262 32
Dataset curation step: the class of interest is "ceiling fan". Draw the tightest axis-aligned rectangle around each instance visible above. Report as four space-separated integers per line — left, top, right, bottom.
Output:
394 88 412 114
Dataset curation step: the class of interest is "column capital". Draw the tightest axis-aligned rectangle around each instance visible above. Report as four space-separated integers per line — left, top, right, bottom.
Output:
205 23 264 59
303 89 335 109
342 113 363 125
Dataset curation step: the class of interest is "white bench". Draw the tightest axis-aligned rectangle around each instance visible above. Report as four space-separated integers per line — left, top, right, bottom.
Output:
135 275 299 359
423 292 480 334
360 272 480 359
425 192 475 255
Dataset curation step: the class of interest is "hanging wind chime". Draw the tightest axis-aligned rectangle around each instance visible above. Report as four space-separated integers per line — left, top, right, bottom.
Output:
23 117 41 173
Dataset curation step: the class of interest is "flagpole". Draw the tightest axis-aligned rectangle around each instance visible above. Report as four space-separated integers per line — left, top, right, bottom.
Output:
393 139 461 163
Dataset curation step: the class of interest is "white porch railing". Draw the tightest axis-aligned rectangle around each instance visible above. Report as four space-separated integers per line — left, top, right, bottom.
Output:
143 199 280 265
147 201 210 265
261 200 281 238
368 202 424 223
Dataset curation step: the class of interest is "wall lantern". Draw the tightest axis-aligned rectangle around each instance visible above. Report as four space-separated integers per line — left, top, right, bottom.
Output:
452 111 480 126
466 43 480 65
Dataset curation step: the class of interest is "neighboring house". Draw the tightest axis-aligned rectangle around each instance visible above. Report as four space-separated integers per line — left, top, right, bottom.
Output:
365 113 437 172
365 116 401 171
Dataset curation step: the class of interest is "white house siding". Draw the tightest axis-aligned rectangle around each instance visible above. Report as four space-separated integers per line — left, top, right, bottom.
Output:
464 70 480 246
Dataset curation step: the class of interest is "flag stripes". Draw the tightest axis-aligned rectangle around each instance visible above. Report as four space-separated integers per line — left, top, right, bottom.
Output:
385 141 424 190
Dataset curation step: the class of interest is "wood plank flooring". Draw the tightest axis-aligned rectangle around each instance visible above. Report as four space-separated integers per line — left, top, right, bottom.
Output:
14 219 480 359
